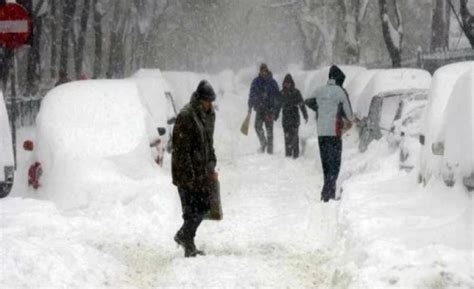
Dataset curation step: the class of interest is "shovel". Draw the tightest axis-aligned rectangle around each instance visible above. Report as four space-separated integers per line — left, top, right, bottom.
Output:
240 112 251 136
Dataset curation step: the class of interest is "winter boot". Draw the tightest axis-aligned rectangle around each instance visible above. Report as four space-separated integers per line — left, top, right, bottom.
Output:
174 233 205 258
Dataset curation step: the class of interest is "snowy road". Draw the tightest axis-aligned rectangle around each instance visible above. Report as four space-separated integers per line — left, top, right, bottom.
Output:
146 154 339 288
2 83 473 288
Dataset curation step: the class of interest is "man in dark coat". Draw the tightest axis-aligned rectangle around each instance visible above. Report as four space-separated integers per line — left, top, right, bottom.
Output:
275 74 308 158
305 65 353 202
172 80 218 257
248 63 280 154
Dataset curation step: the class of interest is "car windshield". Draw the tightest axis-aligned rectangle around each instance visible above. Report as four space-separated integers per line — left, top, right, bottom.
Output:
379 96 403 130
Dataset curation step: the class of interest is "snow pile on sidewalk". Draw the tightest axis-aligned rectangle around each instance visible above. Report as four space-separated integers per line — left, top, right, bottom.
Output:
336 135 474 289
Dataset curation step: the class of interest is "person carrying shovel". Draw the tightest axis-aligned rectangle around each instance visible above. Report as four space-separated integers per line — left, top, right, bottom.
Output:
242 63 280 154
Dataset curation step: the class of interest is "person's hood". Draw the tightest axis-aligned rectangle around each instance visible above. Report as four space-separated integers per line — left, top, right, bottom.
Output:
282 73 295 89
328 65 346 86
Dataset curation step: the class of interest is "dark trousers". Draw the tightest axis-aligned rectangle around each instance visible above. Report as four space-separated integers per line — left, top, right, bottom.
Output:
284 126 300 158
255 110 274 154
318 136 342 202
176 188 208 242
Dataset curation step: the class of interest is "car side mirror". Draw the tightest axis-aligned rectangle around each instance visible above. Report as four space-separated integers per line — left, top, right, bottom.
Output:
167 117 176 125
419 135 425 145
432 142 444 156
157 127 166 136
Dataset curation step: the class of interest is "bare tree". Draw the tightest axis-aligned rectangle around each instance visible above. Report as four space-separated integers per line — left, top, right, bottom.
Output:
26 0 48 95
378 0 403 67
50 0 58 78
338 0 370 64
106 0 130 78
431 0 450 51
59 0 77 77
297 0 341 68
73 0 92 79
92 0 105 79
460 0 474 47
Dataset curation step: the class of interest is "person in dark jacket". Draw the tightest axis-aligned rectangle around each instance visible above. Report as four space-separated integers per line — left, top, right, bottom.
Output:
248 63 280 154
275 74 308 158
172 80 218 257
305 65 353 202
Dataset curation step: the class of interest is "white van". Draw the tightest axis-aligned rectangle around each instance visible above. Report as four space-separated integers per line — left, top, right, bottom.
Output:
0 90 15 198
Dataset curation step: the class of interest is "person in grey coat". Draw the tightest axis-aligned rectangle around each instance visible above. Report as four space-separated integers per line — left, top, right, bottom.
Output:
305 65 353 202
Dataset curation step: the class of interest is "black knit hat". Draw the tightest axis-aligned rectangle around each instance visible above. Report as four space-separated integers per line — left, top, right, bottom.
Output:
329 65 346 86
196 80 216 101
259 63 269 73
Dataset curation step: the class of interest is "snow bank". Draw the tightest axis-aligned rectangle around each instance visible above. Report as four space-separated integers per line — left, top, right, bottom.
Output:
355 69 432 118
440 66 474 183
0 198 127 288
0 90 14 182
35 80 158 209
338 134 474 289
419 61 473 183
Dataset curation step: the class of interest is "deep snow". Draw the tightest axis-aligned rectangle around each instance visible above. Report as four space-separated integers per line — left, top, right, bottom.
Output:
1 67 473 288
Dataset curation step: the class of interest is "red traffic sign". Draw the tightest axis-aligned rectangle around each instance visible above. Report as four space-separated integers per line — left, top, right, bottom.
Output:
0 3 32 49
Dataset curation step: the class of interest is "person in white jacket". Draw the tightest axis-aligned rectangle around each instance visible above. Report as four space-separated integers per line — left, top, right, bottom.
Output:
305 65 353 202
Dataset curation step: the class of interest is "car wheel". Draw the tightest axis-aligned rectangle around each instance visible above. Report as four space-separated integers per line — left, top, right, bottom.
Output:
0 183 12 198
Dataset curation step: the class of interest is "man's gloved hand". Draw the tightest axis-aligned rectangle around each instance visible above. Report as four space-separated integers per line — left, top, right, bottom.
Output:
209 171 219 183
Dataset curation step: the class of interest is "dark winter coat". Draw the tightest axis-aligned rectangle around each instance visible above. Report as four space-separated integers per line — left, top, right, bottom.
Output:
172 94 216 192
276 74 308 128
248 75 280 116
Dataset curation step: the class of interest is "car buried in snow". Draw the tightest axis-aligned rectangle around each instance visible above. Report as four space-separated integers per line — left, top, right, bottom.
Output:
418 61 474 190
358 89 429 170
130 69 179 165
422 65 474 190
0 90 15 198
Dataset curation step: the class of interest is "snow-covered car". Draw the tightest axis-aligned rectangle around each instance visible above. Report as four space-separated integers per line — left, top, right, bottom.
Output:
358 89 428 169
354 68 431 120
0 90 15 198
427 66 474 189
34 80 159 209
130 69 178 165
418 62 474 187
